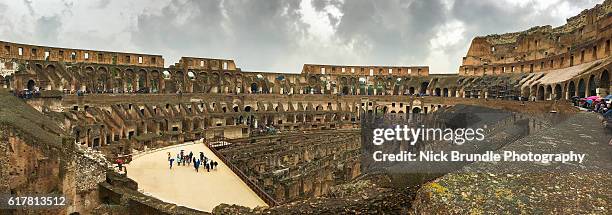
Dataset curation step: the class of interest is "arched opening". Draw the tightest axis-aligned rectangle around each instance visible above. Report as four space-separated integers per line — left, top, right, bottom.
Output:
138 69 147 91
434 88 441 96
412 107 421 114
244 106 252 112
600 70 610 96
26 80 36 91
150 70 160 93
342 86 350 95
521 86 531 100
568 81 576 99
554 84 562 100
125 69 134 92
545 85 552 100
251 83 258 94
443 88 449 97
420 82 429 95
537 85 545 101
408 87 415 95
530 85 538 101
578 78 586 98
588 75 596 96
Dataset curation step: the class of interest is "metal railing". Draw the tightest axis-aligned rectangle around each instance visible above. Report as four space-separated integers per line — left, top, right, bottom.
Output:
205 139 279 207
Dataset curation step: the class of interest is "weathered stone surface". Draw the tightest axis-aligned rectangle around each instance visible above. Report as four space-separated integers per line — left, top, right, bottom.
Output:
412 113 612 214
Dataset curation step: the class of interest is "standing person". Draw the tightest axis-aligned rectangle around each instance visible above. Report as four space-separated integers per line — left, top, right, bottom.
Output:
169 158 175 169
180 150 184 164
177 153 181 166
194 159 200 172
189 151 193 161
214 161 218 170
167 152 171 161
115 158 124 172
205 161 210 172
199 152 204 162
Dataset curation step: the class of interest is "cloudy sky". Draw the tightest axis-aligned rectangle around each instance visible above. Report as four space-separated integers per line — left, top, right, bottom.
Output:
0 0 602 74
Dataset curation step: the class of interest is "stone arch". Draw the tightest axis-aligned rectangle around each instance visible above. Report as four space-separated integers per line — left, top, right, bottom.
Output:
27 79 36 91
537 85 545 100
150 70 161 93
521 86 531 99
193 71 207 93
587 74 596 96
420 81 429 95
443 88 449 97
412 107 421 114
530 85 538 100
545 85 552 100
83 66 95 92
554 84 562 100
600 70 609 96
138 69 148 91
567 81 576 99
125 69 135 92
261 82 270 94
173 70 184 93
578 78 586 98
97 67 109 93
434 87 441 96
111 67 123 93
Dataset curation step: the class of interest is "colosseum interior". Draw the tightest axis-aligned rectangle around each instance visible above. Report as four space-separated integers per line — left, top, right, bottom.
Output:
0 1 611 214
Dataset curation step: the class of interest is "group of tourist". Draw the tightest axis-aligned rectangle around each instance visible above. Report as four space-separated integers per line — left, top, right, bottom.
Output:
572 96 612 118
14 88 40 99
167 150 219 172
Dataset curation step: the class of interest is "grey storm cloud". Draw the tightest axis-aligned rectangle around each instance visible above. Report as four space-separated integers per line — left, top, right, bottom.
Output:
34 15 62 44
334 0 447 64
131 0 304 71
0 0 604 73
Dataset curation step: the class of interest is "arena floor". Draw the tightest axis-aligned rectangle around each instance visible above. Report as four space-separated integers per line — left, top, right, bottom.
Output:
125 141 267 212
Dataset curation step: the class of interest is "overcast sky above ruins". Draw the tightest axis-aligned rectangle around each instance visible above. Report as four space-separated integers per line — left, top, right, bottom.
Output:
0 0 603 73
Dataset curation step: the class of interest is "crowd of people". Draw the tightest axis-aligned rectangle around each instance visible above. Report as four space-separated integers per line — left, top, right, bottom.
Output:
167 149 219 173
14 89 41 99
572 95 612 118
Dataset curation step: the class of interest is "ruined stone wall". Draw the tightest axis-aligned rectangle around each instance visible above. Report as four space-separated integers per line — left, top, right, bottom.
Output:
0 127 110 215
460 0 612 75
0 40 164 67
219 130 361 203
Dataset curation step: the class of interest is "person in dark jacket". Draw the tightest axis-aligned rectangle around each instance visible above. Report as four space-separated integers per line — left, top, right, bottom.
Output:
194 159 200 172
